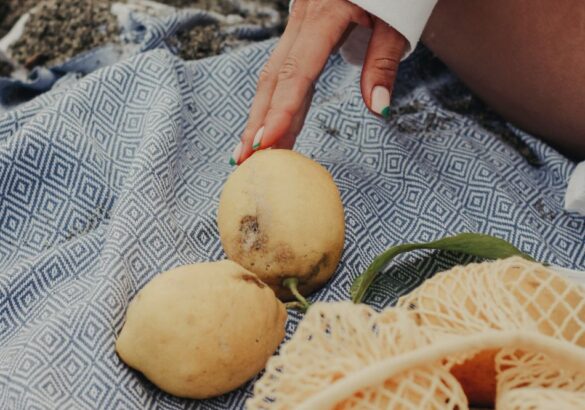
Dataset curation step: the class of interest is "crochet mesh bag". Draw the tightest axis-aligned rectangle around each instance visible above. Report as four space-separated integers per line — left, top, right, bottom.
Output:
397 257 585 345
398 256 585 404
496 348 585 409
498 389 585 410
247 302 468 410
247 258 585 409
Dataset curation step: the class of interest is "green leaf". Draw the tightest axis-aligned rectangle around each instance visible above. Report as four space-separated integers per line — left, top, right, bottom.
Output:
350 232 535 304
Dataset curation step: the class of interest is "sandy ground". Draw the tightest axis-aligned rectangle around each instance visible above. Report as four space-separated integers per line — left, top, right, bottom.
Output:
0 0 287 75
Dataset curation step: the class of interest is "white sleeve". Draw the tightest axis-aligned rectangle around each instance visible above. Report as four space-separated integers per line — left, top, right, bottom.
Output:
347 0 438 58
289 0 438 63
565 161 585 216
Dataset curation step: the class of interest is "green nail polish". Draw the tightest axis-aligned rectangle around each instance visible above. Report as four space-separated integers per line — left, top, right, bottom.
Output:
252 127 264 151
229 157 237 166
381 106 391 119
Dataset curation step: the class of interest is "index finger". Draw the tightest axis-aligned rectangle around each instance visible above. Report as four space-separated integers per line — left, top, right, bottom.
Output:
257 0 371 150
236 0 309 165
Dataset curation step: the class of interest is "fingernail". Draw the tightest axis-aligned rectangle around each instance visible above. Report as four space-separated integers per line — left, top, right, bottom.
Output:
371 85 391 118
229 141 242 166
252 127 264 151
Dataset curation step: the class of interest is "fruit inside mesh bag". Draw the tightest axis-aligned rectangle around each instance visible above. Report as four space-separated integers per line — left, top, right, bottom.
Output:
247 257 585 409
398 256 585 407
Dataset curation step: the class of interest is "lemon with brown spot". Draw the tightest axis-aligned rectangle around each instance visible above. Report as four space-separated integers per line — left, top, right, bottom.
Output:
218 149 345 300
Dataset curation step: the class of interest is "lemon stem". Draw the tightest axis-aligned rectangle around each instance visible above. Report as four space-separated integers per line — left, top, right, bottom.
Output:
283 278 310 313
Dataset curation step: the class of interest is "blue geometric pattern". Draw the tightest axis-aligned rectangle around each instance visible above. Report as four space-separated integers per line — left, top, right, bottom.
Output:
1 39 584 409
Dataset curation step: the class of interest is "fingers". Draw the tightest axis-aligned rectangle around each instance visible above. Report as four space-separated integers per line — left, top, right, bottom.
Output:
361 18 407 118
232 0 370 164
234 0 309 164
257 1 370 150
273 85 314 150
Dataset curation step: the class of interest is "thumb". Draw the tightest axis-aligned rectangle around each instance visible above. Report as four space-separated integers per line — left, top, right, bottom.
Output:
361 18 407 118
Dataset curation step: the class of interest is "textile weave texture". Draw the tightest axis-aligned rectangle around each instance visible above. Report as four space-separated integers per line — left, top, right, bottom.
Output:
0 39 584 409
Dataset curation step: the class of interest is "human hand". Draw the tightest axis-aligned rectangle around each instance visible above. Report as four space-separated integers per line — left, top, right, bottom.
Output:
229 0 407 165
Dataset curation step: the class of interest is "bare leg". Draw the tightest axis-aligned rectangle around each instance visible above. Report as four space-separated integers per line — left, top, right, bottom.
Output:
422 0 585 159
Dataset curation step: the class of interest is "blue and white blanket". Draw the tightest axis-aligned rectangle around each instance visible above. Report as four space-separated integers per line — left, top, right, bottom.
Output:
1 10 584 410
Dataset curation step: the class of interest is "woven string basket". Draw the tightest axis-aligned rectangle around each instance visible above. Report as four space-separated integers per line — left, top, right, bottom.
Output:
247 257 585 409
